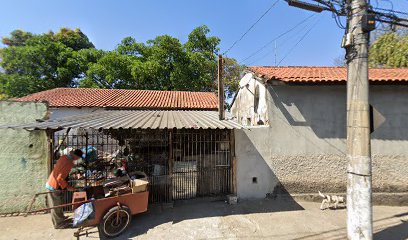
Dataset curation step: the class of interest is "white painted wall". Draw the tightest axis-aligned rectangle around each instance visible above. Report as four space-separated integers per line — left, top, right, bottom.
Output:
49 107 105 120
231 73 268 126
49 107 107 137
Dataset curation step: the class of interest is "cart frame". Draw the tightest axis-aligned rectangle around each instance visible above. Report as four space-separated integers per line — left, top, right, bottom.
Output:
25 190 149 239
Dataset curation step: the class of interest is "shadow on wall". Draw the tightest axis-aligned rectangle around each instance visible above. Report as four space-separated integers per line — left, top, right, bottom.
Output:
268 85 408 141
235 129 304 202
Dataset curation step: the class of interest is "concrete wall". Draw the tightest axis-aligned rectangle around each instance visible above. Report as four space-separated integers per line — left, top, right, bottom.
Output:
234 81 408 199
50 107 105 137
0 101 49 213
49 107 103 120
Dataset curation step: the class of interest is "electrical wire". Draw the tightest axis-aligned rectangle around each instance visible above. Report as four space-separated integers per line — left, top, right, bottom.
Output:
313 0 408 29
222 0 280 55
333 12 346 29
247 17 319 65
277 17 321 66
373 7 408 16
239 14 316 64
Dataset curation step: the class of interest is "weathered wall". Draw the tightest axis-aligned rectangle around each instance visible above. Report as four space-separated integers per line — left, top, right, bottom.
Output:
234 82 408 199
0 101 49 213
231 73 269 126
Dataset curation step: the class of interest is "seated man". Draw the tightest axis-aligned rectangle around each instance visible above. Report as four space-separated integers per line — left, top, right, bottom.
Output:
46 149 83 229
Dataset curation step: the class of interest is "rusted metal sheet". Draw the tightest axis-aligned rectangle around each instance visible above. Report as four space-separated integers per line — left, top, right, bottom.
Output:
0 111 242 130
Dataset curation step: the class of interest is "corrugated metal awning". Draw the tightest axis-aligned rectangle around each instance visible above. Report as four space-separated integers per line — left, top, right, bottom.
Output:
0 110 242 130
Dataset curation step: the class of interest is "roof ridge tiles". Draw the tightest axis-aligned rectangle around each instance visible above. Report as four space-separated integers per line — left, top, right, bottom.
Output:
247 66 408 83
249 66 408 70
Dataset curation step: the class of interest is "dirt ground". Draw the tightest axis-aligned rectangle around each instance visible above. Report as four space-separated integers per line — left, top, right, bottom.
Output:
1 197 407 240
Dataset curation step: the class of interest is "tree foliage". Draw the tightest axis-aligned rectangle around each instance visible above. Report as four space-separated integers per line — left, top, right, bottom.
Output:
2 29 33 46
0 26 243 99
82 25 223 92
0 28 95 97
369 32 408 68
223 57 245 98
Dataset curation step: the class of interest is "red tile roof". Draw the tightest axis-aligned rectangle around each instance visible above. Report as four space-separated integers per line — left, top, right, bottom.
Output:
16 88 218 110
248 66 408 83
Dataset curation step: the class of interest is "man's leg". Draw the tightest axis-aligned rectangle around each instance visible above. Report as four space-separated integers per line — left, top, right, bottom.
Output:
48 191 66 228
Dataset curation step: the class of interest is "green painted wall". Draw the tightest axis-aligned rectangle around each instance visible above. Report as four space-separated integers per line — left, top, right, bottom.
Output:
0 101 49 213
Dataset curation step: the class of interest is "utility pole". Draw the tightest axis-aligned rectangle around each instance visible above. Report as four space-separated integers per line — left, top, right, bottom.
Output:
284 0 408 239
218 54 225 120
345 0 372 239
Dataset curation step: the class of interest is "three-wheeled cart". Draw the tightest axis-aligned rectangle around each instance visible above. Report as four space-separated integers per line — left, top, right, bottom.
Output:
26 188 149 239
77 190 149 238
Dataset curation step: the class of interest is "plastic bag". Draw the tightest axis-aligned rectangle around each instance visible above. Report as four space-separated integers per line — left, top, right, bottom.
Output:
73 202 94 227
82 146 98 163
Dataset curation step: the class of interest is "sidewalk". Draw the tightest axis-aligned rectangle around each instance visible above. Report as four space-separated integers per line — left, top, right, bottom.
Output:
1 198 407 240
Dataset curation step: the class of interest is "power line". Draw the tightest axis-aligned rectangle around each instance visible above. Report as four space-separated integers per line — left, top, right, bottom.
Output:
247 17 318 65
277 17 321 65
239 14 316 64
301 0 408 28
373 7 408 16
223 0 280 55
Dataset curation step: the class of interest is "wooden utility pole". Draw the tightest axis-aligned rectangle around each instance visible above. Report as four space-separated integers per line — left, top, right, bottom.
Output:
218 54 225 120
345 0 372 239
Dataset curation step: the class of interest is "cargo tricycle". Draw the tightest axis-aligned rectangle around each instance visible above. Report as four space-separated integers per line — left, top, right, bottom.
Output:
25 178 149 239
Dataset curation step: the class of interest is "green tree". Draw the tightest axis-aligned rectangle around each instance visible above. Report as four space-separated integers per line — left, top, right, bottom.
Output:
0 28 95 97
82 25 225 92
53 28 94 51
369 32 408 68
1 30 33 46
81 51 134 89
183 25 220 91
223 57 245 98
1 25 243 100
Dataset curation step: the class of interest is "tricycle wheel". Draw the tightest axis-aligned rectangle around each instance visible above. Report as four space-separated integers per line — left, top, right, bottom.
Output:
98 205 132 238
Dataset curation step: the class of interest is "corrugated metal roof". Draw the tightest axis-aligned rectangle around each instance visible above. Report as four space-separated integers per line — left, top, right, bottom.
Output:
0 111 242 130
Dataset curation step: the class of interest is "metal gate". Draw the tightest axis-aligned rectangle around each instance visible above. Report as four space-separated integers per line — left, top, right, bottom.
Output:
52 129 233 207
171 130 232 200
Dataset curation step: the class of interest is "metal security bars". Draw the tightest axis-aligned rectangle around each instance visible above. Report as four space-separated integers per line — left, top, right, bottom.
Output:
52 129 233 209
172 130 232 200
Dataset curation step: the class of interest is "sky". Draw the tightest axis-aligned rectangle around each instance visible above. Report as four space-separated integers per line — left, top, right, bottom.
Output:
0 0 407 67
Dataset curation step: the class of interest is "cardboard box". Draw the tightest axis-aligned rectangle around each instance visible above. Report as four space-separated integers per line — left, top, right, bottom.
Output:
128 171 148 181
130 179 149 193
